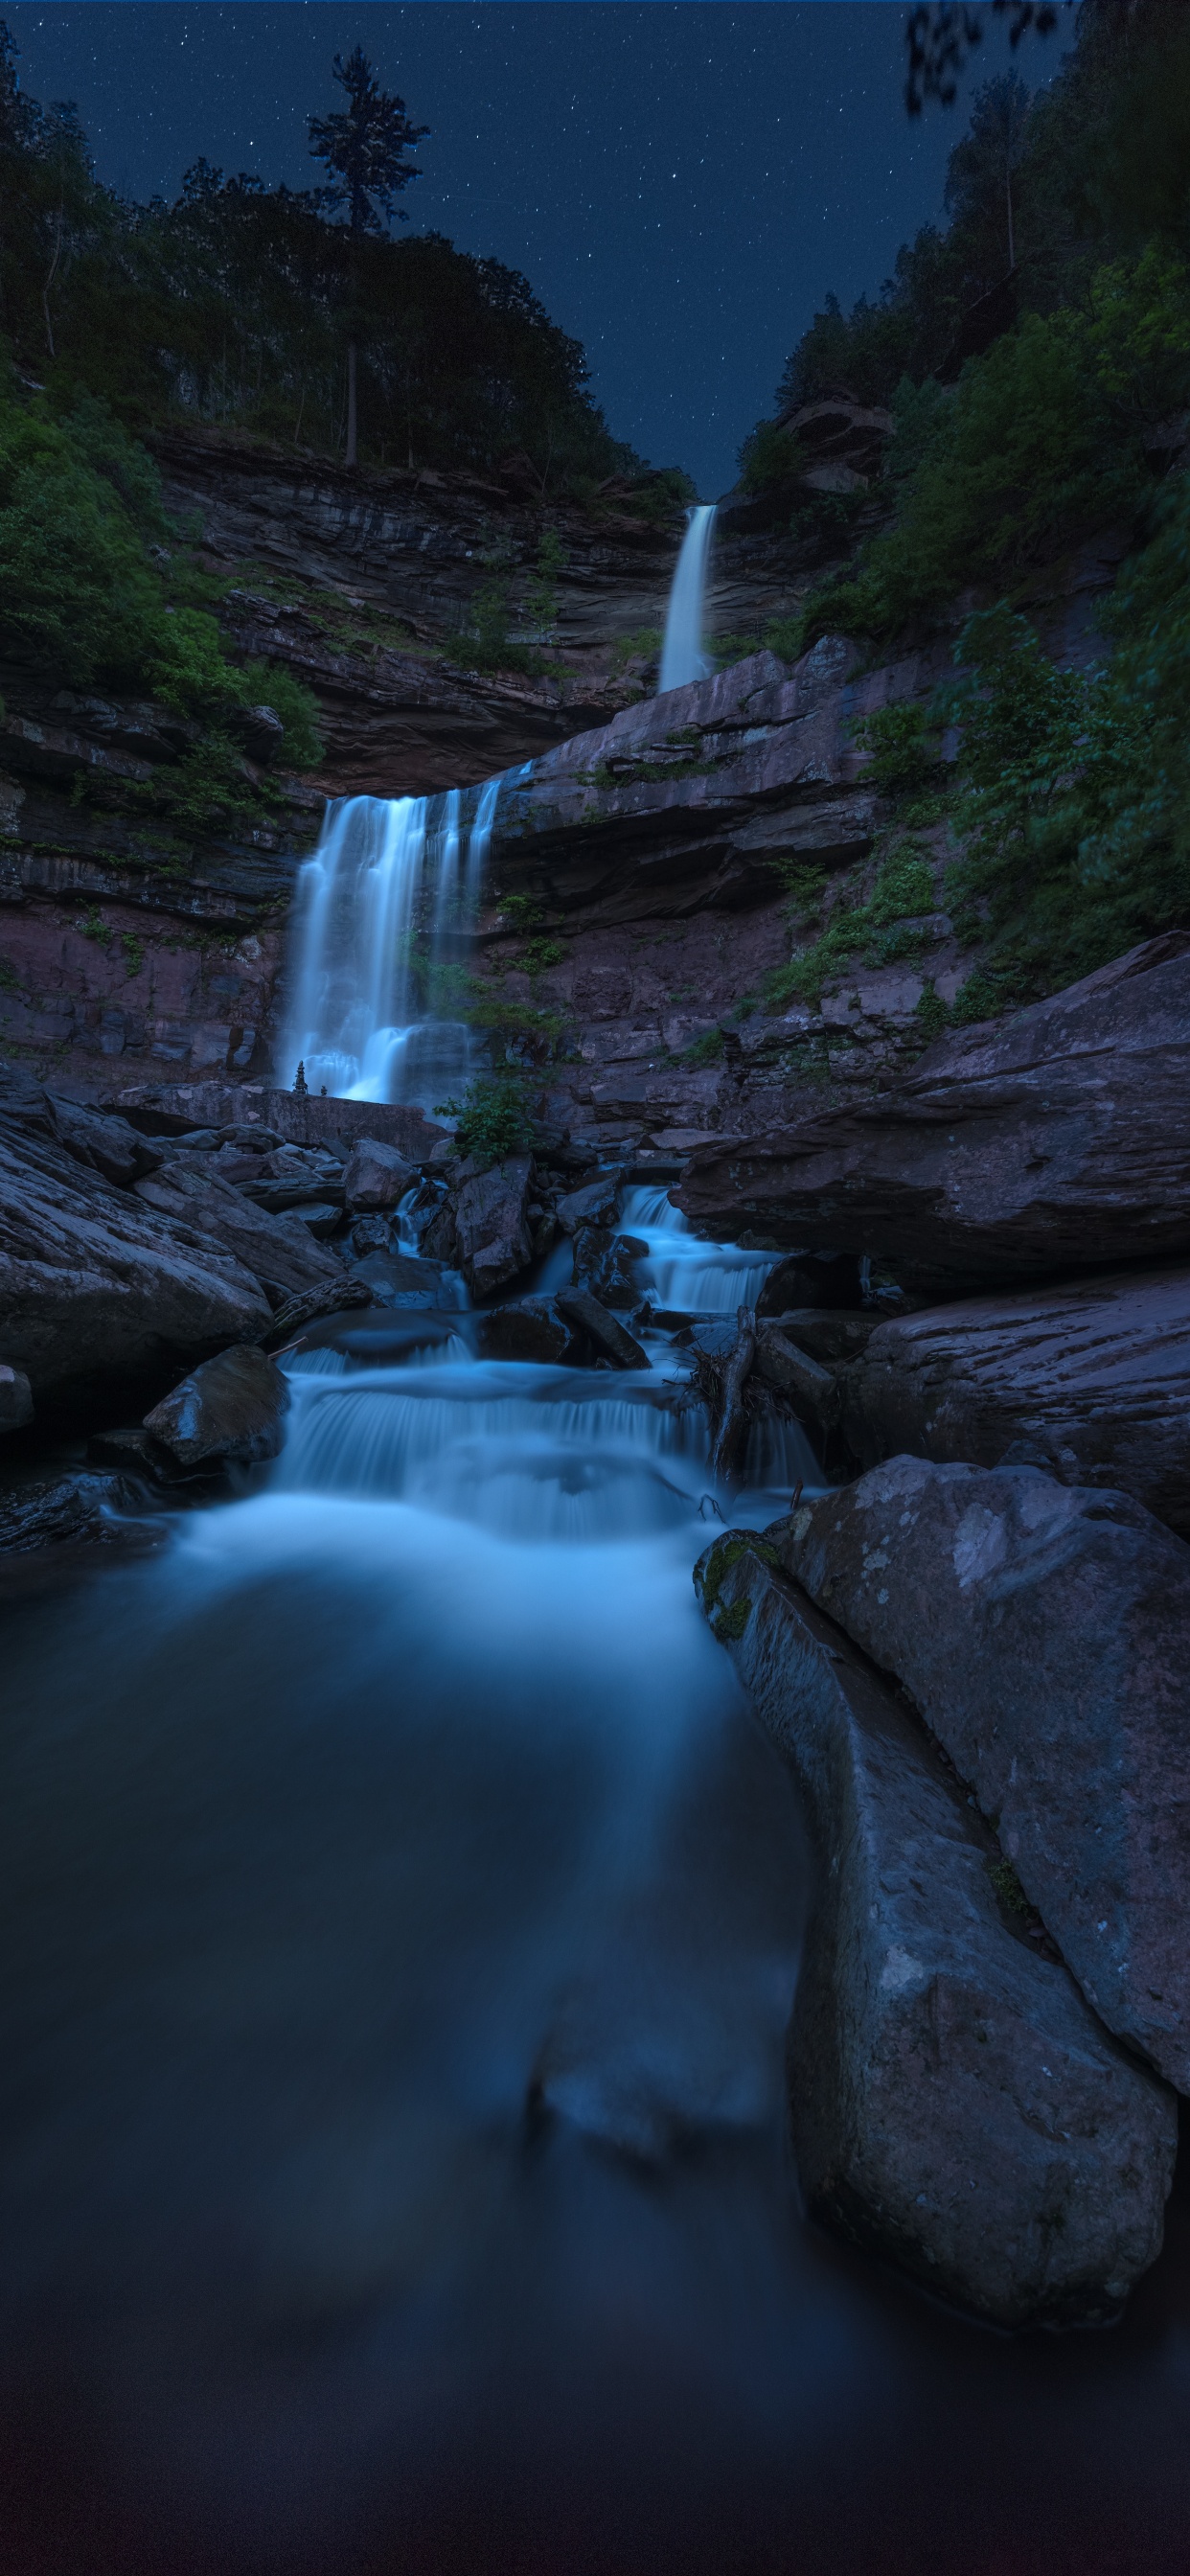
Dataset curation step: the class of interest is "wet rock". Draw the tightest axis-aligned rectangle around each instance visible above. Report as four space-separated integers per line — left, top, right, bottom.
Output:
349 1251 446 1309
454 1155 534 1300
341 1136 415 1212
350 1214 395 1257
0 1471 148 1553
556 1173 624 1234
677 935 1190 1281
0 1363 33 1435
473 1298 587 1365
133 1161 342 1302
695 1534 1177 2327
144 1344 290 1471
841 1265 1190 1540
571 1227 648 1308
777 1458 1190 2092
420 1197 460 1265
757 1253 863 1316
557 1291 650 1369
87 1426 164 1476
0 1066 272 1407
289 1203 344 1240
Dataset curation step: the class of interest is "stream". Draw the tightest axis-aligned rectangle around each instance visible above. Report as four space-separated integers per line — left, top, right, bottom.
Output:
4 1184 1190 2576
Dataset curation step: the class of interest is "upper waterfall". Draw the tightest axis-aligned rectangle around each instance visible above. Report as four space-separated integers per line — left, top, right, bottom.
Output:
658 503 716 695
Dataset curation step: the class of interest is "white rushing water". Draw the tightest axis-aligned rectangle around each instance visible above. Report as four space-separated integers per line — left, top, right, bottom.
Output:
279 774 507 1107
658 503 717 695
623 1184 775 1317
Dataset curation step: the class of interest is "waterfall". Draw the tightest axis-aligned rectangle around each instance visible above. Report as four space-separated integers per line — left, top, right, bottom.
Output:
658 503 716 695
279 772 514 1108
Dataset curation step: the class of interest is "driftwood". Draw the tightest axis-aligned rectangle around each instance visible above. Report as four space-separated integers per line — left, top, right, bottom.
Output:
710 1303 757 1483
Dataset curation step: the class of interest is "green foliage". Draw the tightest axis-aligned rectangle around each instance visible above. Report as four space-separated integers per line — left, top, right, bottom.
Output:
75 907 110 944
851 699 945 794
608 626 661 676
939 580 1190 997
679 1026 725 1068
435 1068 538 1167
765 842 939 1010
120 931 145 977
497 895 545 932
518 935 564 982
738 419 805 494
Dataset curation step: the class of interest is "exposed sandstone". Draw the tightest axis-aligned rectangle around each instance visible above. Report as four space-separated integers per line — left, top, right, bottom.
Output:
143 1345 290 1472
452 1155 534 1299
841 1265 1190 1537
134 1161 342 1303
777 1457 1190 2092
341 1137 415 1211
693 1533 1177 2328
676 936 1190 1282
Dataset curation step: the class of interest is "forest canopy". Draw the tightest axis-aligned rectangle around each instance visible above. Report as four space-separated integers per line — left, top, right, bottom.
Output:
0 22 645 490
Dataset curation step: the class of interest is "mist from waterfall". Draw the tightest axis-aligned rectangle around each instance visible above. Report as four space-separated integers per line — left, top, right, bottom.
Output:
658 503 716 694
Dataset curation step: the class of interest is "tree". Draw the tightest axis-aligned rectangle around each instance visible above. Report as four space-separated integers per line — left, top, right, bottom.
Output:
904 3 1068 116
308 46 428 466
945 72 1033 269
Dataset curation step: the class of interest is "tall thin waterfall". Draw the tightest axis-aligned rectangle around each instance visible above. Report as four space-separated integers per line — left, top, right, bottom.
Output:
658 503 716 694
279 773 508 1106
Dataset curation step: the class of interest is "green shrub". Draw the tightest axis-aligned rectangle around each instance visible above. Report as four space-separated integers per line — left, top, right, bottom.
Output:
766 842 938 1010
435 1069 538 1166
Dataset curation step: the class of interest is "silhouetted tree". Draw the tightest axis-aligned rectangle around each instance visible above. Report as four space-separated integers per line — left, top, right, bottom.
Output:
904 3 1067 115
945 72 1032 268
308 47 428 465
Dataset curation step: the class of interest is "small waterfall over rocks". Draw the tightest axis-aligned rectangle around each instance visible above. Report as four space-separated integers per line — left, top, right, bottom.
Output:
658 502 716 694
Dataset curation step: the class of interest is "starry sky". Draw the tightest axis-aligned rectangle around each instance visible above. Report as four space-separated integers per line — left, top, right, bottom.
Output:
5 2 1051 494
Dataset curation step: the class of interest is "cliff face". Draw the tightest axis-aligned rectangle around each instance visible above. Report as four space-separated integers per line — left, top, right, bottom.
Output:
0 420 1121 1121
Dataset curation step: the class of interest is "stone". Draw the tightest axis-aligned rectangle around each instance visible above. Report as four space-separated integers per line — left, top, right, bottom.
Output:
348 1251 446 1309
556 1291 650 1370
473 1298 587 1365
677 935 1190 1282
0 1067 273 1408
144 1344 290 1471
571 1227 648 1308
841 1265 1190 1540
0 1471 148 1554
48 1095 164 1188
756 1253 863 1317
289 1203 343 1239
0 1363 34 1434
133 1161 342 1302
777 1457 1190 2092
341 1136 415 1212
692 1533 1176 2329
453 1155 534 1300
556 1173 623 1235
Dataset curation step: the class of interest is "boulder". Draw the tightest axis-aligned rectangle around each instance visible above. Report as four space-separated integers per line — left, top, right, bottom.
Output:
0 1067 272 1408
767 1309 879 1364
0 1470 148 1553
348 1251 446 1309
0 1362 33 1434
473 1298 588 1366
144 1345 290 1472
571 1228 648 1308
556 1173 623 1235
776 1458 1190 2092
341 1136 415 1212
47 1095 164 1188
556 1291 650 1369
841 1265 1190 1539
693 1534 1176 2329
453 1155 534 1299
756 1253 864 1316
676 935 1190 1282
289 1204 343 1240
133 1161 342 1302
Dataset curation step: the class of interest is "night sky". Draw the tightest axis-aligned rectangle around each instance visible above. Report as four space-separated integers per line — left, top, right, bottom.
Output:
6 3 1050 494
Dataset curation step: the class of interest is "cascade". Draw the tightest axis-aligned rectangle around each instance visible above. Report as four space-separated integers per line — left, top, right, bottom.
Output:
658 502 717 693
279 769 511 1108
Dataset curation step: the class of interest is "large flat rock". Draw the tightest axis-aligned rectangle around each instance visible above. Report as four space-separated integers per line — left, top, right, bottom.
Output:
108 1083 448 1162
0 1066 271 1408
675 934 1190 1281
842 1265 1190 1537
134 1161 343 1303
694 1534 1176 2328
777 1458 1190 2091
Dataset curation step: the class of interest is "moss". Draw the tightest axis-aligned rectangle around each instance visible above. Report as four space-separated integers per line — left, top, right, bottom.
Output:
120 931 146 977
75 906 111 945
713 1594 753 1643
988 1857 1031 1917
680 1026 724 1068
696 1530 779 1617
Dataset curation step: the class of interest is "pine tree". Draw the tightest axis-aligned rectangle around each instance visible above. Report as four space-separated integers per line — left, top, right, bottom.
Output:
308 48 428 467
